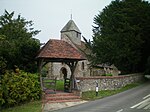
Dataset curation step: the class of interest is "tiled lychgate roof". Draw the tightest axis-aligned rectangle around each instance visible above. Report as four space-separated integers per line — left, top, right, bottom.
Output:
36 39 86 61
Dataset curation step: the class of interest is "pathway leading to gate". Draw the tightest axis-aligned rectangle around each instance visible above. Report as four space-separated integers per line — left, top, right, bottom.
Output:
43 90 87 112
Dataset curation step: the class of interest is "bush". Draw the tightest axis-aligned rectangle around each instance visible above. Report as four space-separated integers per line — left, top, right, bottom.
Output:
0 71 41 107
105 74 112 76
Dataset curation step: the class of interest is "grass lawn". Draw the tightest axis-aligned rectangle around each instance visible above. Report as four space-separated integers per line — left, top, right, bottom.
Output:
56 80 64 91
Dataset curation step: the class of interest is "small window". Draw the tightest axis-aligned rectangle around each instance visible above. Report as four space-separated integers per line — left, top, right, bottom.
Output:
76 32 79 38
82 62 84 70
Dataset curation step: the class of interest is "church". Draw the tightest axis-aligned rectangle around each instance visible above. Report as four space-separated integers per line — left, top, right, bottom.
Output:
38 19 120 81
47 19 91 80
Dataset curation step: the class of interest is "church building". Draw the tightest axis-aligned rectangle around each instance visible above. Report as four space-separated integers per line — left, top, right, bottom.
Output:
46 19 90 80
39 19 120 81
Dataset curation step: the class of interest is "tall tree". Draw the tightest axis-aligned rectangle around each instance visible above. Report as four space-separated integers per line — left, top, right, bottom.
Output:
0 10 40 73
89 0 150 74
0 35 7 76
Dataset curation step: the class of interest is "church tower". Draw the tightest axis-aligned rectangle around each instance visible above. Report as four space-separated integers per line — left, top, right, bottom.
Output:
60 19 81 45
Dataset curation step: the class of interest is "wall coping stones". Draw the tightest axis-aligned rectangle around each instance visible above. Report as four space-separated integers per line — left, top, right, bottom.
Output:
76 73 143 80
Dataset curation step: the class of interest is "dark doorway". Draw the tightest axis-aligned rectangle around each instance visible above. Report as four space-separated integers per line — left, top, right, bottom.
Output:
61 67 70 92
61 67 67 79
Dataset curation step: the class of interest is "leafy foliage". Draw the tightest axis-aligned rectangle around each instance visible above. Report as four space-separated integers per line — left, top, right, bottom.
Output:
88 0 150 73
0 10 40 73
0 71 41 107
0 35 7 75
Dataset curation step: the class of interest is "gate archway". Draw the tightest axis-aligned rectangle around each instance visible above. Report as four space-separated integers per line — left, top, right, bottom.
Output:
36 39 86 93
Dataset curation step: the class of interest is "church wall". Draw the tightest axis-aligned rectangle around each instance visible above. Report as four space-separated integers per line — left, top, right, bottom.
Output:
47 60 91 80
74 60 91 77
48 62 71 80
61 34 77 49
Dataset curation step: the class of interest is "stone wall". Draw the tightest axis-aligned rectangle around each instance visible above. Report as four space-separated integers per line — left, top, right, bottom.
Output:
76 73 144 92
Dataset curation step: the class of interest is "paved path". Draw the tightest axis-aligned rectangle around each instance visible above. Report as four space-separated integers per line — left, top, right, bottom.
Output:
52 82 150 112
44 101 87 112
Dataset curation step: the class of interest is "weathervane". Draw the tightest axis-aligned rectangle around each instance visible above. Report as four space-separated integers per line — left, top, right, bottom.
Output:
71 9 73 20
71 14 72 20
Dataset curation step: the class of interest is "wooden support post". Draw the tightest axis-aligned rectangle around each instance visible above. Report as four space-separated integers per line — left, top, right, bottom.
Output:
65 61 78 92
38 59 44 91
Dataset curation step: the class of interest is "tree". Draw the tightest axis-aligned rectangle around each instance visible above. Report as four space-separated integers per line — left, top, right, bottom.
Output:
0 35 7 75
0 10 40 73
89 0 150 74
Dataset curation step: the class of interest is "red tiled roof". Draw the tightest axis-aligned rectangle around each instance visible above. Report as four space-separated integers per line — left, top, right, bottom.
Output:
36 39 86 61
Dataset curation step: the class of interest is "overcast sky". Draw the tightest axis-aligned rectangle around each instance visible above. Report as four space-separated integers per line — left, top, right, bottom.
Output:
0 0 114 43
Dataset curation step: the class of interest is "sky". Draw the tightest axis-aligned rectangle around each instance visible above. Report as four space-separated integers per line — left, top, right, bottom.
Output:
0 0 113 43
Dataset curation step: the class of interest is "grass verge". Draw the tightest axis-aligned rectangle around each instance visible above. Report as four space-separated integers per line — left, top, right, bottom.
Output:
1 100 41 112
82 83 140 100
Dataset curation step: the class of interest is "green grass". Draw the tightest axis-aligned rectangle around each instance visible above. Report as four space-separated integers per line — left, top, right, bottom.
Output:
44 79 64 91
56 80 64 91
2 100 41 112
82 83 140 100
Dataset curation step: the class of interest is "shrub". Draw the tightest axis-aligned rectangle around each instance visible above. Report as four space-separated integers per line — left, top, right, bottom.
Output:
0 71 41 107
105 74 112 76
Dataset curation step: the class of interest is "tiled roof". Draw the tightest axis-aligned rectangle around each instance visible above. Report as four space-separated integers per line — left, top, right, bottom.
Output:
36 39 86 61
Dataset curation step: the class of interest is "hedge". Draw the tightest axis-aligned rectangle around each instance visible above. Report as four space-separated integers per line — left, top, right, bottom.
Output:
0 71 41 107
